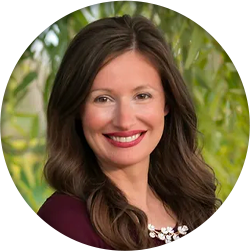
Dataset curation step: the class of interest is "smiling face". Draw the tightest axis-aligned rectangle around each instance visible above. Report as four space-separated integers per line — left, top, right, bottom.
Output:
81 51 168 169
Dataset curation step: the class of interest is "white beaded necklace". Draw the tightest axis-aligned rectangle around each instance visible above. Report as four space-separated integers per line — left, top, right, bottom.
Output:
148 224 188 244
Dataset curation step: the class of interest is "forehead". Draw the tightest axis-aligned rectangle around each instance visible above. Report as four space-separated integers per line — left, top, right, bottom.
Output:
91 51 162 91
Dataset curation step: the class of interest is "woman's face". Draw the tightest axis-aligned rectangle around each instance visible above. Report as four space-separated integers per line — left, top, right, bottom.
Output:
81 51 168 168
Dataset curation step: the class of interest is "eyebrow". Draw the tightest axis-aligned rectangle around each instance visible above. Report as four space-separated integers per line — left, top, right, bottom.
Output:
90 85 156 93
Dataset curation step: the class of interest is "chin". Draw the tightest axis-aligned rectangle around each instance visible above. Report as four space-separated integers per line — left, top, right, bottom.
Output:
106 154 149 168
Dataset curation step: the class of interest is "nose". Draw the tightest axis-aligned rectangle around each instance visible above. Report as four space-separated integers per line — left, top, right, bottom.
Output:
112 100 136 130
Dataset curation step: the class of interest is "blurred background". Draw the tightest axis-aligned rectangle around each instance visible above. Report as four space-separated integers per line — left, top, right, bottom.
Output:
1 1 249 212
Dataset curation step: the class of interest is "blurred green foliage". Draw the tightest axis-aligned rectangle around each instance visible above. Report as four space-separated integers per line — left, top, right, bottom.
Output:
1 1 249 212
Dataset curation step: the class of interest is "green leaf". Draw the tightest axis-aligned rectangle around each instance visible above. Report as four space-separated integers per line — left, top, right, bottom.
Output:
43 72 54 106
14 88 29 106
14 112 36 118
229 89 245 95
10 120 27 137
30 115 39 139
226 62 237 72
185 26 203 69
114 1 125 15
133 2 144 16
13 71 37 96
82 0 96 17
71 10 88 31
99 2 114 17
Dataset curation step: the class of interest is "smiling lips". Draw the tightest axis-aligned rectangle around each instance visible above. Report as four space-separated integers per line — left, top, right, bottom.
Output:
104 130 147 148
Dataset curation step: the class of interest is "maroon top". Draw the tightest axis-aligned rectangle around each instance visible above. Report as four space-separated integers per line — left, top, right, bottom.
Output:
37 192 169 249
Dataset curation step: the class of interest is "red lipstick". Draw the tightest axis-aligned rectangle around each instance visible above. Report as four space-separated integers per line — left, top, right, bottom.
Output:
103 130 147 148
104 130 146 137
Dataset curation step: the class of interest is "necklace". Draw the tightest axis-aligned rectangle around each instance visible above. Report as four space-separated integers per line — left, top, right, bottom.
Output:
148 224 188 244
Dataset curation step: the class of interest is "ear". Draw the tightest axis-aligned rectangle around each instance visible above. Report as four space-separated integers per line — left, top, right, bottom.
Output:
164 105 170 116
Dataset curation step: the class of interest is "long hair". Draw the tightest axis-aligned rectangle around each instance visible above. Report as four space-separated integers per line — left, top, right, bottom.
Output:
44 15 221 250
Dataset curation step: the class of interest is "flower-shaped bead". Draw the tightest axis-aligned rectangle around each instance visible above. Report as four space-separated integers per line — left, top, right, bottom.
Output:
148 223 189 244
148 224 155 231
165 235 172 241
167 226 174 234
161 227 167 234
158 233 165 241
149 232 156 238
173 234 180 241
178 225 188 235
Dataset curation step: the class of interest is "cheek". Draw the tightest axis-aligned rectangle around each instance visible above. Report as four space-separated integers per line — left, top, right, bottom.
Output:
81 105 113 133
138 103 165 124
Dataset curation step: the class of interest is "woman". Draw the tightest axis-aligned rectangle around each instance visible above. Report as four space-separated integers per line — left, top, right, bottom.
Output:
38 15 221 250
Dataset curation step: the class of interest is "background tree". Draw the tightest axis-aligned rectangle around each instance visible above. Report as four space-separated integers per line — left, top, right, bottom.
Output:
1 1 248 212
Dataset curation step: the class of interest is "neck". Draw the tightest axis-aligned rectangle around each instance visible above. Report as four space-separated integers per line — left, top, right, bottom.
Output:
98 157 155 211
98 157 177 228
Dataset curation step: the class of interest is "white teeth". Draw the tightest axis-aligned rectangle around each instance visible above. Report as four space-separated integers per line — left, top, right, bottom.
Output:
109 133 141 143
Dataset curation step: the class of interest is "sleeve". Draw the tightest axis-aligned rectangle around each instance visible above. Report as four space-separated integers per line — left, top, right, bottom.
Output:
37 192 112 249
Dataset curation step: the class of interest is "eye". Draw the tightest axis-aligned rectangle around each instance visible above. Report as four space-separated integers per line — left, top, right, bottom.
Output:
135 93 152 100
94 96 112 103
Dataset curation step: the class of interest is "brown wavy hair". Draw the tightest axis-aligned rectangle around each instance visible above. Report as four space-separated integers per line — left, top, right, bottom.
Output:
44 15 221 250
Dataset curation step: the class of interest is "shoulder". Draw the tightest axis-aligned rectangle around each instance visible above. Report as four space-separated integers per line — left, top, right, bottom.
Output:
37 192 112 249
38 192 88 225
